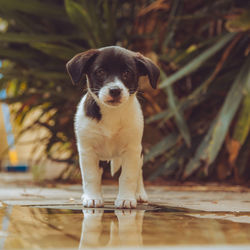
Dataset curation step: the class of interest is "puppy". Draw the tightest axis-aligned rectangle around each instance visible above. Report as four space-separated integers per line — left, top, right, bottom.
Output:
66 46 160 208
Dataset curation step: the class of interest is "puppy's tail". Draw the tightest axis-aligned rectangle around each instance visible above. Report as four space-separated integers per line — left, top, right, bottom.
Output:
111 158 122 177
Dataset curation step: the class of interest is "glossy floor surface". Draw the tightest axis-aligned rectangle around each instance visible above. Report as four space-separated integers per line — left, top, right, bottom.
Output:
1 174 250 249
1 203 250 249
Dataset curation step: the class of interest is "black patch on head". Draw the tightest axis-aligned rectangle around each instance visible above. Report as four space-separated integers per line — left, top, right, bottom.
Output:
66 46 160 97
87 47 140 95
66 49 99 85
84 93 102 121
134 52 160 89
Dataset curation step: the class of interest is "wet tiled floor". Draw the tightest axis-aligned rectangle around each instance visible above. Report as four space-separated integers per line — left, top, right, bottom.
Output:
0 174 250 249
1 204 250 249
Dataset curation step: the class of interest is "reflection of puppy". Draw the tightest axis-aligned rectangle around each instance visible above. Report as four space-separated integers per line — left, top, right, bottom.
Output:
113 210 144 246
79 210 104 247
67 46 160 208
79 209 144 248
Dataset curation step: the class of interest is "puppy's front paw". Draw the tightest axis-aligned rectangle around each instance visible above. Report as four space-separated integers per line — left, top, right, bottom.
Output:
83 198 104 208
82 195 104 208
115 198 137 209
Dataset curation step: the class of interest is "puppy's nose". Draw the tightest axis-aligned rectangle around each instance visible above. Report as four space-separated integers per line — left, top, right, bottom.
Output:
109 87 122 98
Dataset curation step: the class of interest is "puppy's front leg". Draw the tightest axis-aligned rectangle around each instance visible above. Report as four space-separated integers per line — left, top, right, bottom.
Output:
115 149 141 209
79 153 104 208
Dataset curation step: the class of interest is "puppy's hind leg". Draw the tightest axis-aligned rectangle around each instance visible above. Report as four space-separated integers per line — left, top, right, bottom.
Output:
136 169 148 203
135 156 148 203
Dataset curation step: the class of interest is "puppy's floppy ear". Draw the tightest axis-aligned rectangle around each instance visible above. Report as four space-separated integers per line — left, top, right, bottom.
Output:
135 53 160 89
66 49 99 85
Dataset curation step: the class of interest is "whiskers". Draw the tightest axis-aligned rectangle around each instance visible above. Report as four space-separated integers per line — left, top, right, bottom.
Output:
88 88 100 96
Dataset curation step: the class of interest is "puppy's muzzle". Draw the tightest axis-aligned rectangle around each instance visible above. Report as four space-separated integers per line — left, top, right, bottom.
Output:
107 87 122 104
109 87 122 98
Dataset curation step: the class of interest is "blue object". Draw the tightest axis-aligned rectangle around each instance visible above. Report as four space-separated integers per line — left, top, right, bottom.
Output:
0 89 16 148
0 60 29 172
6 165 29 172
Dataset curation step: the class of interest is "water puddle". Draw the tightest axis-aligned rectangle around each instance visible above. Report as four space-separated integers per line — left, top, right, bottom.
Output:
1 204 250 249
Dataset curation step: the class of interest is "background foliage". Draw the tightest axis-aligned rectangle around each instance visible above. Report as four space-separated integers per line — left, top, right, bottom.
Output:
0 0 249 182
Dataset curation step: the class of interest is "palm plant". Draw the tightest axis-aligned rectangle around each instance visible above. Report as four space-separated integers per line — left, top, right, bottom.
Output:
0 0 249 182
141 0 250 182
0 0 139 178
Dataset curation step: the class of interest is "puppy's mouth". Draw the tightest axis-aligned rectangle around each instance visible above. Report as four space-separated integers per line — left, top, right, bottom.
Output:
105 97 122 106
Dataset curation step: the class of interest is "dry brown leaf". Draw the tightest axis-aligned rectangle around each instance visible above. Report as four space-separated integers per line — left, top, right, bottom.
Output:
137 0 170 17
228 139 241 165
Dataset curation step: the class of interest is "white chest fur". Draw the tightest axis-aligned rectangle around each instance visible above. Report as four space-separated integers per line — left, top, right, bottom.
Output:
75 93 144 161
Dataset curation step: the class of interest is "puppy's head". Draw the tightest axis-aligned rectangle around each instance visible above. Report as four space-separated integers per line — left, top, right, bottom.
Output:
66 46 160 107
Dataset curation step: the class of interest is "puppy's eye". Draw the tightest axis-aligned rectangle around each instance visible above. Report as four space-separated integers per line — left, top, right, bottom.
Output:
122 70 132 81
95 69 107 81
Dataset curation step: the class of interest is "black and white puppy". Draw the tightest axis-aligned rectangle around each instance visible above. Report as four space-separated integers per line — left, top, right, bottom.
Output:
66 46 160 209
